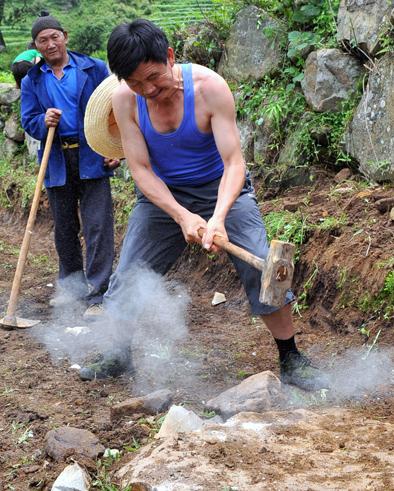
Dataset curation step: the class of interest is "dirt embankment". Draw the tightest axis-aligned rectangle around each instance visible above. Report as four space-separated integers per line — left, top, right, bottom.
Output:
0 170 393 489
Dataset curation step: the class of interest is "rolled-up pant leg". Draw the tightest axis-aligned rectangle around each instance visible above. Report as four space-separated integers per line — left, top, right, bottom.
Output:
224 180 295 315
80 177 114 305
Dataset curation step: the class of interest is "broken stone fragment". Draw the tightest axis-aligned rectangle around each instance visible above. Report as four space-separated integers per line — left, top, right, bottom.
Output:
206 370 286 419
45 426 105 462
110 389 173 421
156 405 204 439
51 462 90 491
212 291 226 305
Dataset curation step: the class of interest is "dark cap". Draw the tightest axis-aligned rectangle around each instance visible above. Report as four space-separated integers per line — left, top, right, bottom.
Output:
31 15 64 40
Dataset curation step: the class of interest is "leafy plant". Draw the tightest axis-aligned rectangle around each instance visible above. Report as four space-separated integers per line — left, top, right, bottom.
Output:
263 210 309 260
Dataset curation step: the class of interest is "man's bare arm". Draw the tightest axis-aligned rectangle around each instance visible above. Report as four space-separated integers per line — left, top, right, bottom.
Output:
200 72 246 249
112 84 207 242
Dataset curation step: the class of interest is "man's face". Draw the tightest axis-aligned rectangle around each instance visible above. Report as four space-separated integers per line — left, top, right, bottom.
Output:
124 48 177 101
34 29 68 65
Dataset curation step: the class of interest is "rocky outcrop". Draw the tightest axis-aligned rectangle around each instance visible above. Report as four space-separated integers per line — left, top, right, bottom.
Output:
337 0 394 56
4 113 24 142
238 118 255 162
0 83 20 105
345 53 394 182
253 119 275 166
218 6 284 81
116 408 394 490
302 49 364 112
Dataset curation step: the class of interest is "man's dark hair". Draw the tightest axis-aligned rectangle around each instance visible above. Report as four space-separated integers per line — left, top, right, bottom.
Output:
11 61 34 88
107 19 169 80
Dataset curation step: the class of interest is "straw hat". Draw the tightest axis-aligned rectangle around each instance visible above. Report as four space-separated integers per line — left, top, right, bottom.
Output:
84 74 124 159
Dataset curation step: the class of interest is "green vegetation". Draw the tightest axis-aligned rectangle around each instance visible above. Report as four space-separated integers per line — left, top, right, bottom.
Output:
0 0 215 66
264 210 308 260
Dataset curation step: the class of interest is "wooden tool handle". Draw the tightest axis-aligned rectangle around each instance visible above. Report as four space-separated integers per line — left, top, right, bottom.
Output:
5 127 56 319
198 229 265 271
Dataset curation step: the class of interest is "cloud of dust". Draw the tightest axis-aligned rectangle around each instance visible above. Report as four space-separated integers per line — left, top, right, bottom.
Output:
324 347 394 401
32 266 191 393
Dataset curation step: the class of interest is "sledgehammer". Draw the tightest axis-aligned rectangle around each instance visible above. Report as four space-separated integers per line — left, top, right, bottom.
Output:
198 230 295 308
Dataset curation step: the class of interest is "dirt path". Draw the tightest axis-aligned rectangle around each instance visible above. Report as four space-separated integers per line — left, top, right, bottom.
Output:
0 174 393 489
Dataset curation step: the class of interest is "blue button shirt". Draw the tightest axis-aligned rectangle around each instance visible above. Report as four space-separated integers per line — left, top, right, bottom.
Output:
41 56 78 137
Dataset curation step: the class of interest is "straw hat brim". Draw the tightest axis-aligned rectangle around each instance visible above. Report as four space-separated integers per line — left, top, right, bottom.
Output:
84 74 124 159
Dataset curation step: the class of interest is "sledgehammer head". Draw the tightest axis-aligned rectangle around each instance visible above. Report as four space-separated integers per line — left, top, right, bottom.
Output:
259 240 295 308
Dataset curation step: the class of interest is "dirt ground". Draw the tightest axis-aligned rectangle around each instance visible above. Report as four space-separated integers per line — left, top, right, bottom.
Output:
0 170 393 490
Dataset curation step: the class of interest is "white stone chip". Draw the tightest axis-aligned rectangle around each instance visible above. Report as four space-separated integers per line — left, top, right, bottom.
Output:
51 462 90 491
212 291 227 305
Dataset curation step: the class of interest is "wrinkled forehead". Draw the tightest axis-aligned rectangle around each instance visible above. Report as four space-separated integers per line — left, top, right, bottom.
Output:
35 28 65 43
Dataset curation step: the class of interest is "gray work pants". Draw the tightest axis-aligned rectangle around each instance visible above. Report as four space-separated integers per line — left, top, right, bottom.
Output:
104 175 294 314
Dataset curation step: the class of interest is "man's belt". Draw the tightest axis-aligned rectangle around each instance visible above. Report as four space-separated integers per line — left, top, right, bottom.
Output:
61 137 79 150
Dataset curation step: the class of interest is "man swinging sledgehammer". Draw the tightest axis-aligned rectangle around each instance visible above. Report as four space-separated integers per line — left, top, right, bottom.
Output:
83 19 329 391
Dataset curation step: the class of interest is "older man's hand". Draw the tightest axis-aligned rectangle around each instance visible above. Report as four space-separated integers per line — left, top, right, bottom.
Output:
45 108 62 128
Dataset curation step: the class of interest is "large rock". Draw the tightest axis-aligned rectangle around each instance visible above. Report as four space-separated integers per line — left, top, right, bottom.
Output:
302 49 363 112
45 426 105 462
345 53 394 182
116 407 394 490
238 118 254 162
25 133 40 158
337 0 394 56
0 138 19 158
4 113 25 142
253 119 275 166
218 6 284 81
206 371 286 418
0 83 20 105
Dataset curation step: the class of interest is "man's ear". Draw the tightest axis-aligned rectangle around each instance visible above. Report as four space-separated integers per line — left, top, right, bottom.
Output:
63 31 69 44
167 47 175 66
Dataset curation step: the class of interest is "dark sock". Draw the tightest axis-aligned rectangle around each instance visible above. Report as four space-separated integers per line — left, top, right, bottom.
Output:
274 336 299 363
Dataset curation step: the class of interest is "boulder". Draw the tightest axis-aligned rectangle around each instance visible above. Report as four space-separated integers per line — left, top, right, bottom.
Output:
182 22 223 68
218 6 284 82
0 83 20 105
110 389 173 421
115 408 329 490
345 53 394 182
238 118 254 162
302 49 363 112
4 113 25 142
0 138 19 158
337 0 394 56
45 426 105 462
206 371 286 418
25 133 40 158
253 119 275 166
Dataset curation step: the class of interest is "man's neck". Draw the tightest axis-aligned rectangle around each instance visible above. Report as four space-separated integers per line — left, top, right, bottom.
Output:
46 53 70 75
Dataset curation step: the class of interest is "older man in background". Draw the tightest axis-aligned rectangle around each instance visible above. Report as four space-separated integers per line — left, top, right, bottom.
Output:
21 13 119 319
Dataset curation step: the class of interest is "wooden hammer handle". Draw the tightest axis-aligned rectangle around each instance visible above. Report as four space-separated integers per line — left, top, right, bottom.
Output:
198 229 265 271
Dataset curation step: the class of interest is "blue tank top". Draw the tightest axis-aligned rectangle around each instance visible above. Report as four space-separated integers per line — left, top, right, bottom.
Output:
136 63 224 186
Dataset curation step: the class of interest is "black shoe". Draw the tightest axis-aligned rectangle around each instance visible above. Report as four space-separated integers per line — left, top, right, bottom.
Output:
280 351 330 391
79 348 132 381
